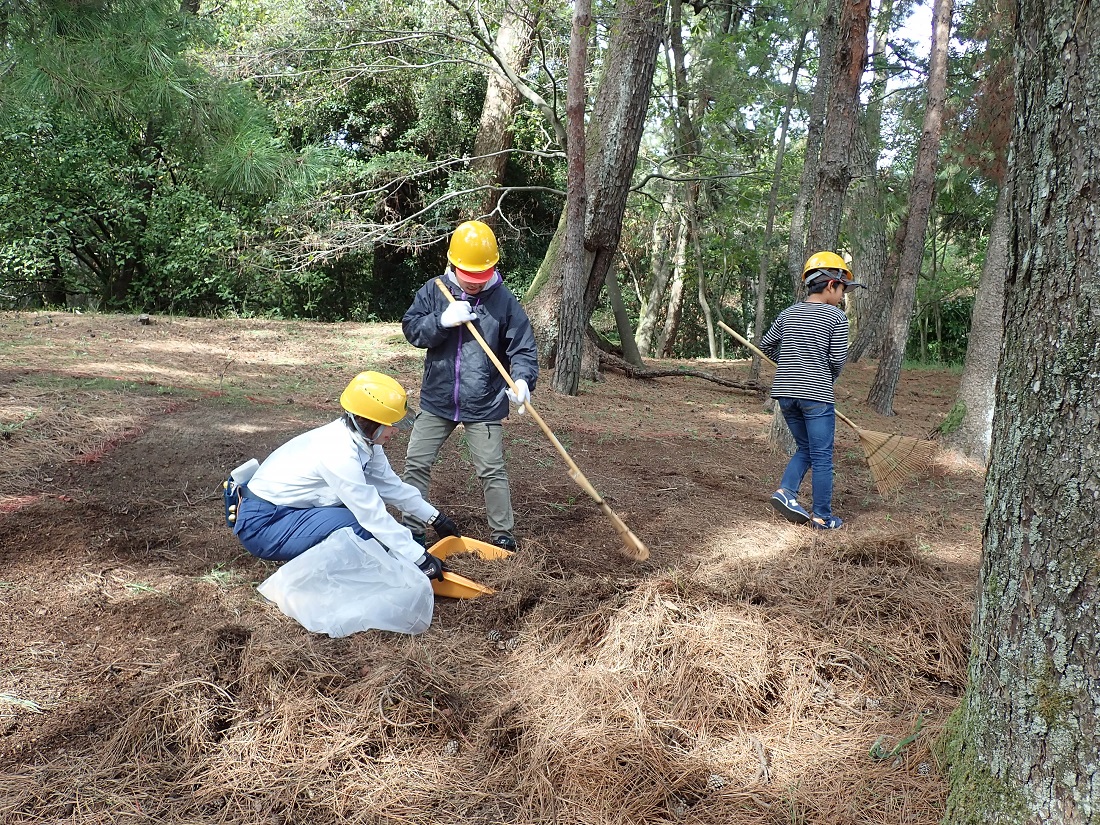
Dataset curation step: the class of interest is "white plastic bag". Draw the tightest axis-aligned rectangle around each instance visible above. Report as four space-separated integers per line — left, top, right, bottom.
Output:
230 458 260 486
257 527 434 637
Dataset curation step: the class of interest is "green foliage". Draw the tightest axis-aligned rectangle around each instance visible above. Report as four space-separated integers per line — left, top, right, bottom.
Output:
938 401 966 435
0 0 1000 338
0 0 301 313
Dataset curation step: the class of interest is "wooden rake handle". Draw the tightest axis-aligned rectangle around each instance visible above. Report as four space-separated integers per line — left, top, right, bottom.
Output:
718 320 860 433
433 278 649 561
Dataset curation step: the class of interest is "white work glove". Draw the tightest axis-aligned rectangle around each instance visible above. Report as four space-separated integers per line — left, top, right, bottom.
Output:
440 301 477 328
505 379 531 415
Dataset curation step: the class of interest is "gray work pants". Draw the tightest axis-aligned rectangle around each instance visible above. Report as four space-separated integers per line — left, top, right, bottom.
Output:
402 411 514 539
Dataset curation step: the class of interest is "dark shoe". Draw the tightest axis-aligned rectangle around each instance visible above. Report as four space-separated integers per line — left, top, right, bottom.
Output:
810 514 844 530
769 489 811 525
409 531 427 548
491 534 518 552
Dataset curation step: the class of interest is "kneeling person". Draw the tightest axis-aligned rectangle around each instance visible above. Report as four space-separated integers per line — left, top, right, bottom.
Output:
226 371 459 580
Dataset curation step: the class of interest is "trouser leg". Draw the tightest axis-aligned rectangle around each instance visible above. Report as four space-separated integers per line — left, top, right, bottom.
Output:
402 412 457 533
778 398 811 496
802 402 837 518
463 421 514 537
235 499 372 562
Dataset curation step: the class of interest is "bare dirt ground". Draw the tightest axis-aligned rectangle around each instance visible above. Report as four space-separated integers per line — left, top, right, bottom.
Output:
0 310 983 824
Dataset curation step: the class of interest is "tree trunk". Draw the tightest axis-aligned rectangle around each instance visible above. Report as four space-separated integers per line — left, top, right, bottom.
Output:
850 217 905 361
635 188 676 357
752 27 808 380
866 0 953 414
847 127 889 343
668 0 709 356
943 182 1009 464
805 0 870 256
553 0 592 395
844 0 891 342
527 0 666 374
693 219 716 358
470 9 539 226
605 261 643 365
787 0 839 293
942 2 1100 817
657 210 688 357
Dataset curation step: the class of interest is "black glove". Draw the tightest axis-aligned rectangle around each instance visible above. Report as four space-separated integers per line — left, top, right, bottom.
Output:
430 511 460 539
417 552 447 581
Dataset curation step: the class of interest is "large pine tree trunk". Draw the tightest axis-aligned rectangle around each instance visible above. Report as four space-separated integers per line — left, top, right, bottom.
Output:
942 1 1100 819
844 0 891 343
805 0 870 255
787 0 839 292
470 9 538 226
847 128 888 342
866 0 953 414
943 182 1009 464
553 0 592 394
850 217 904 361
526 0 666 376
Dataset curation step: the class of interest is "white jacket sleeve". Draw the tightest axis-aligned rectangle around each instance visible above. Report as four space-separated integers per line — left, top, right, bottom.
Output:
316 444 433 561
361 445 438 524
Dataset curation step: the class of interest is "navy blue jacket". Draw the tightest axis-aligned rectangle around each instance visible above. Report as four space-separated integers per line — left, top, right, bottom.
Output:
402 271 539 423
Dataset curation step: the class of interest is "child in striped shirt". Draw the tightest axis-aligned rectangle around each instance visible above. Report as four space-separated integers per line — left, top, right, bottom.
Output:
761 252 865 529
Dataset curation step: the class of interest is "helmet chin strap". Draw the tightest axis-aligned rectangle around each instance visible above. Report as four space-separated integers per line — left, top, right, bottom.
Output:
344 412 386 447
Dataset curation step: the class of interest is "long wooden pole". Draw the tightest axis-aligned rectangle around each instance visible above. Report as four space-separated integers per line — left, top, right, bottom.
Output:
434 278 649 561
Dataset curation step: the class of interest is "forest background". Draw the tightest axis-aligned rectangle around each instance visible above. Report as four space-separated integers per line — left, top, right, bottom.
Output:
0 0 1002 373
5 0 1100 822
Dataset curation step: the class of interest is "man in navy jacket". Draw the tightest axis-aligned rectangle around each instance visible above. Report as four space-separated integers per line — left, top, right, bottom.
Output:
401 221 539 551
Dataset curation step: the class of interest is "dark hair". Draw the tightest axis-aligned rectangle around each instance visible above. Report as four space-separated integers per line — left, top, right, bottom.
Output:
343 411 384 438
806 278 831 295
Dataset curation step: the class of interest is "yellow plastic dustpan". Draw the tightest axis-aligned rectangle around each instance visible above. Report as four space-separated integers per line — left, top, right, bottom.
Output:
429 535 514 561
428 535 513 599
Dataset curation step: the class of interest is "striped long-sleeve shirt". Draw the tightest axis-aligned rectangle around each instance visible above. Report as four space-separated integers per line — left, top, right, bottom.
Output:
759 301 850 403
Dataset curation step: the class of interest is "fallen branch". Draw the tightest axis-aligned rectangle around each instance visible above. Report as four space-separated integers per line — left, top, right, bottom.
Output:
596 349 761 392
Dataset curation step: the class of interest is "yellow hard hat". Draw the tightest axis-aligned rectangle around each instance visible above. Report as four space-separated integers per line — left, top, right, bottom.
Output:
447 220 499 278
802 251 863 288
339 371 414 429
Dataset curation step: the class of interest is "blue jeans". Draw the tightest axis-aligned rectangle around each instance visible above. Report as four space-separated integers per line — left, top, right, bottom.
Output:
777 398 836 519
233 495 375 561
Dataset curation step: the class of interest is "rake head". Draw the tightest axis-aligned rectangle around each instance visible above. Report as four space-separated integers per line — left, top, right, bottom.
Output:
857 429 939 495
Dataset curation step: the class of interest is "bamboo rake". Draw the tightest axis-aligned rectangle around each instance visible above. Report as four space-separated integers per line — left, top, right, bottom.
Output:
718 321 938 496
434 278 649 561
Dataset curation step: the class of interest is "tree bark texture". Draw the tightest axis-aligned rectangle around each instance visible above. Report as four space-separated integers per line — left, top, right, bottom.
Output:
657 209 688 357
942 2 1100 820
944 182 1009 464
805 0 870 257
850 216 904 361
527 0 666 370
605 262 643 365
847 128 888 345
471 9 538 226
787 0 839 293
866 0 952 414
635 188 676 357
844 0 890 343
752 27 807 380
554 0 593 395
